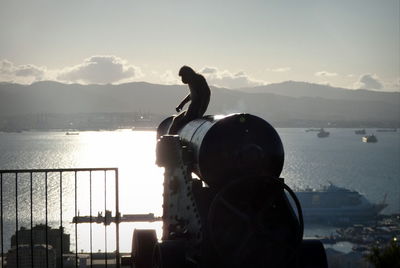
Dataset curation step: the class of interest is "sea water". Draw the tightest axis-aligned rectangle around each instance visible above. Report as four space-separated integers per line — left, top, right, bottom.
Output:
0 129 399 253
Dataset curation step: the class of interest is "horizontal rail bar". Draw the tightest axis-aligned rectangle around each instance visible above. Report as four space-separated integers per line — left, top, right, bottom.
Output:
0 168 118 174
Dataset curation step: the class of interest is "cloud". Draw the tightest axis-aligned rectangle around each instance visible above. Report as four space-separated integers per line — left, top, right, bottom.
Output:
314 71 338 77
380 78 399 91
394 78 400 90
267 67 291 72
0 56 144 85
159 70 180 85
0 60 46 83
0 60 13 71
201 67 218 74
199 67 267 89
57 55 143 84
354 74 383 90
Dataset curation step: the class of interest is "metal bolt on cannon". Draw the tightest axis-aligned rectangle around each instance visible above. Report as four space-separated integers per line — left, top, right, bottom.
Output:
131 113 328 268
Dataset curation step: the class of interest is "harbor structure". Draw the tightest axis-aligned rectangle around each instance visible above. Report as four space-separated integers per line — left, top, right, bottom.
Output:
10 225 70 260
7 244 56 268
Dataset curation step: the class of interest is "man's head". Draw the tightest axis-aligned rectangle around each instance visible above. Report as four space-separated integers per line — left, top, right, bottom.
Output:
179 66 196 84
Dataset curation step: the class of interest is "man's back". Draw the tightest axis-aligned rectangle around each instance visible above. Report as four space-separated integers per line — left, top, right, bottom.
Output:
187 73 210 119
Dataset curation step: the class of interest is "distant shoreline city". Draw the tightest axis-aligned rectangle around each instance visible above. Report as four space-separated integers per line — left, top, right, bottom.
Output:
0 112 399 133
1 81 399 132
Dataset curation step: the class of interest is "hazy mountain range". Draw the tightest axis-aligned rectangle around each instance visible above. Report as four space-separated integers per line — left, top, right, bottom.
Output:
0 81 399 127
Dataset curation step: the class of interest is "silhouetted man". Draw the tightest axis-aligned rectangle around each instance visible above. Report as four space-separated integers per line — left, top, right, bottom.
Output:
168 66 211 134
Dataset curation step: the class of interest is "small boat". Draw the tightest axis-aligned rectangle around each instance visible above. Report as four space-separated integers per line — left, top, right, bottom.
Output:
362 134 377 143
354 129 366 135
66 132 79 136
305 128 321 132
317 128 330 138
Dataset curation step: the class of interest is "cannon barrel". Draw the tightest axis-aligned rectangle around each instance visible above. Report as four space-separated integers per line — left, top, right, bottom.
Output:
157 113 284 188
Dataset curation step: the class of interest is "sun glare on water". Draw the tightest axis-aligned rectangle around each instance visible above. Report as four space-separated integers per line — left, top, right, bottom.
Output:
70 130 164 252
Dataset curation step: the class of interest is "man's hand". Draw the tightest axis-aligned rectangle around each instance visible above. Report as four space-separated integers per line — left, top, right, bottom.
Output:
176 105 182 112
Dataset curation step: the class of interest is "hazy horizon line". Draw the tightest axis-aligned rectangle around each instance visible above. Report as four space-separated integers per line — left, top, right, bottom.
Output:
1 79 399 93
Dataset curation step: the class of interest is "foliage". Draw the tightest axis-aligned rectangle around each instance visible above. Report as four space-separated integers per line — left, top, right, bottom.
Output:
365 240 400 268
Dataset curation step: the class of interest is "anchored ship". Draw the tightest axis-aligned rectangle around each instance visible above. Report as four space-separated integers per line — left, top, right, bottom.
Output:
295 183 387 225
317 128 330 138
362 134 378 143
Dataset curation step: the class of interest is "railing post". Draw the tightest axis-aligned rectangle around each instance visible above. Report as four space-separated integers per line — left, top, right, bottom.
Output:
104 170 108 267
0 173 3 268
74 171 78 268
115 169 120 268
30 172 34 268
89 170 93 268
15 172 18 268
60 171 64 268
45 172 49 268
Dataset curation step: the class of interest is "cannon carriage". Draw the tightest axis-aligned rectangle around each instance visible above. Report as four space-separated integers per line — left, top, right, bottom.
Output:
131 113 327 268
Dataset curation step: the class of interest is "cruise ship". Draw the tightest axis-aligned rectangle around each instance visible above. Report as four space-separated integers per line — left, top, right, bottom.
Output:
295 183 387 225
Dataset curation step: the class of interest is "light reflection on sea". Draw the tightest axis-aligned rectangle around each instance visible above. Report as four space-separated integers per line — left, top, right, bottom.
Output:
0 128 399 253
0 130 164 253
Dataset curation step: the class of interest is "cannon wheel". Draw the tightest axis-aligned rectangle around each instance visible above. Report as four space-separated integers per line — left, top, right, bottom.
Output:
207 176 298 267
131 229 157 268
152 241 186 268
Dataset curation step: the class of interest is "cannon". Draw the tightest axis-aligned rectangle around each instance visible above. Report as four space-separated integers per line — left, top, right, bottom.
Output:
132 113 327 268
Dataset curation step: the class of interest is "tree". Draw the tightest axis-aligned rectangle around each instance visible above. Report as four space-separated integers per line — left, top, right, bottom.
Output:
366 240 400 268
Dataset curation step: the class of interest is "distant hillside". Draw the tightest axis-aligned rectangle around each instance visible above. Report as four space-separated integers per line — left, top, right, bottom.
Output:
241 81 400 106
0 81 399 127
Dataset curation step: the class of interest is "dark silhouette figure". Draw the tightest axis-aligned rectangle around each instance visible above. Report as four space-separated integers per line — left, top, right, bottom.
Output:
168 66 211 134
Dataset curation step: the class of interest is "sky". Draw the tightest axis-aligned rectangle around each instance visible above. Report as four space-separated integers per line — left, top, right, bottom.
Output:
0 0 399 91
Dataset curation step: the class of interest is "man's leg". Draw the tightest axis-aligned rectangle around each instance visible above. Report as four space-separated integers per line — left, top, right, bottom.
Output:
168 112 187 134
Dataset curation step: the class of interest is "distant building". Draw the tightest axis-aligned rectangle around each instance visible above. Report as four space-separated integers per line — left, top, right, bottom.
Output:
7 244 56 268
11 224 70 260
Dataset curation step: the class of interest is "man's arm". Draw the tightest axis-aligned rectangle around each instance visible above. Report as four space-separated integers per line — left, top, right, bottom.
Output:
176 94 191 112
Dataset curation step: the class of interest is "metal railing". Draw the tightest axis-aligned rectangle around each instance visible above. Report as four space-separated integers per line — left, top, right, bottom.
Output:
0 168 120 268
